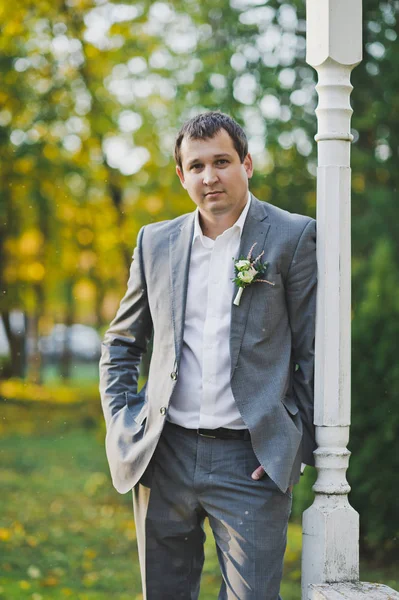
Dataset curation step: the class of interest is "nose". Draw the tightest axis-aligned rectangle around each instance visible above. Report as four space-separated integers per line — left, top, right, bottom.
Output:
202 166 218 186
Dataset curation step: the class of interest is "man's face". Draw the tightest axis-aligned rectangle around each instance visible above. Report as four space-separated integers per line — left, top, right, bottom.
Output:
176 129 253 218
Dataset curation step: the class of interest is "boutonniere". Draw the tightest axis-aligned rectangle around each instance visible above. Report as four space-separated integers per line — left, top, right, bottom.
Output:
232 242 275 306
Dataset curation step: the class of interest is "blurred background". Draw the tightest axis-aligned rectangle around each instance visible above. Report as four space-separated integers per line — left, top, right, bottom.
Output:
1 0 398 598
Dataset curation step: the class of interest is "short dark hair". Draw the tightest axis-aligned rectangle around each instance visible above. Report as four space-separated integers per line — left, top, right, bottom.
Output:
174 111 248 171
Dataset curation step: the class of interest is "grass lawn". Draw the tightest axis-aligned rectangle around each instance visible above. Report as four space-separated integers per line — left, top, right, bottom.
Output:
1 402 397 599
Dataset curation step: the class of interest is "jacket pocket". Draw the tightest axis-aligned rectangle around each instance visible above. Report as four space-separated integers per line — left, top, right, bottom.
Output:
133 402 148 426
125 390 148 425
281 395 299 416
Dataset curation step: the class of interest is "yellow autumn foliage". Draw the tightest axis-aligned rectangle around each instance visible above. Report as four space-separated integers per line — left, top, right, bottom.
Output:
0 378 96 405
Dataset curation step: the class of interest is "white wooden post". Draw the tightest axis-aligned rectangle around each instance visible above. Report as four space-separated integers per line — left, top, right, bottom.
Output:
301 0 362 595
302 2 399 598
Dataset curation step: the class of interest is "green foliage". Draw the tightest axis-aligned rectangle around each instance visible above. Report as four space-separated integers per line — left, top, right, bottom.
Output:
350 239 399 558
348 0 399 559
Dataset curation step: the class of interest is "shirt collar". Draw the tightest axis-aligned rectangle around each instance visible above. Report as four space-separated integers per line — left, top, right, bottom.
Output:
193 191 252 245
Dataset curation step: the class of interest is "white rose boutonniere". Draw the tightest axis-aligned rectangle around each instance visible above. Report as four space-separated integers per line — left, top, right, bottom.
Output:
235 259 251 270
232 243 275 306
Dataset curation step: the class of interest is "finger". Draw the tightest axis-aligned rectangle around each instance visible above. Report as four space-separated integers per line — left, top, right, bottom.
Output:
251 465 265 480
289 484 294 494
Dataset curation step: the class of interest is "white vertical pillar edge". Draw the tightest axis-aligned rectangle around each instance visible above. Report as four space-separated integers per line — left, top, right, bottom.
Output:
302 0 362 597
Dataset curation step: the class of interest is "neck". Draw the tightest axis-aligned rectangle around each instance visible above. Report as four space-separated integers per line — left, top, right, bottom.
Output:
199 199 248 240
199 215 233 240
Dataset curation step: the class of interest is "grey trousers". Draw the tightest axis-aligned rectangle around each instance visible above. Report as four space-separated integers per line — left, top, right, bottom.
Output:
133 421 292 600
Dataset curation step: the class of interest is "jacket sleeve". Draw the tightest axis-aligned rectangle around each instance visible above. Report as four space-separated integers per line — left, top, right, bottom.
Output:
99 226 153 428
285 218 317 465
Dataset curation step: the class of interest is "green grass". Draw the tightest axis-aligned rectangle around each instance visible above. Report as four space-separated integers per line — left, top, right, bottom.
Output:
42 363 99 385
0 403 397 599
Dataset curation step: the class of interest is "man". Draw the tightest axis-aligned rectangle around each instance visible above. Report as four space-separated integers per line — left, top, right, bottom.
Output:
99 111 317 599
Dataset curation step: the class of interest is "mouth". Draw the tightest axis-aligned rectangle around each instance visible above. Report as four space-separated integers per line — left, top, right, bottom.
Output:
205 191 224 197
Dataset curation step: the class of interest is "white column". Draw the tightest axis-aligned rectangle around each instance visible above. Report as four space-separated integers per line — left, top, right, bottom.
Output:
301 0 362 596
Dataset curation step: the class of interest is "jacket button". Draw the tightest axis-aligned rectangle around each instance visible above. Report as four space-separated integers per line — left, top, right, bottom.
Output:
170 371 177 380
160 407 166 415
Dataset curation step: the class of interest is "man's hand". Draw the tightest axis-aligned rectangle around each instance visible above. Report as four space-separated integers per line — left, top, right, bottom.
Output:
251 465 266 480
251 466 294 494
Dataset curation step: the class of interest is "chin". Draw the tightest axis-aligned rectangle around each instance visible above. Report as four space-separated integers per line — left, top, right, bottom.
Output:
207 197 230 209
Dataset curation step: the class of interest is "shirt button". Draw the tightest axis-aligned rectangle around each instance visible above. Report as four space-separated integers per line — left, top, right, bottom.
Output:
170 371 178 380
160 407 167 415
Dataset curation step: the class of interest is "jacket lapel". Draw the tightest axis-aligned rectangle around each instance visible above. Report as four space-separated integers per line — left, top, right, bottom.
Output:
169 214 195 363
230 197 270 375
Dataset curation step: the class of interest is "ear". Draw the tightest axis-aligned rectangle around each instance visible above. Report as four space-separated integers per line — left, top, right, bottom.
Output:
243 153 253 179
176 166 187 189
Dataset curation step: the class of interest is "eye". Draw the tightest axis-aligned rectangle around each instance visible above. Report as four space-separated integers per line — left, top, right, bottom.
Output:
190 163 203 171
216 159 229 165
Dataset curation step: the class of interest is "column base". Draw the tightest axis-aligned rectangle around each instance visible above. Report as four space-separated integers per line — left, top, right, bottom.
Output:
301 496 359 596
308 582 399 599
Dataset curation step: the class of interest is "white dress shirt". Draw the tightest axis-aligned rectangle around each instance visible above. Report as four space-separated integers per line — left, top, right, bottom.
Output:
168 194 252 430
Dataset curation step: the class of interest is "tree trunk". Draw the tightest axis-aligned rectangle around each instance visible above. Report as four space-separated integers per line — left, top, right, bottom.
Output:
60 280 75 380
26 284 45 384
1 311 26 379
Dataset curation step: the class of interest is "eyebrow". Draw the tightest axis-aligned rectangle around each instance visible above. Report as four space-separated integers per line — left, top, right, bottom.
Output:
186 153 232 167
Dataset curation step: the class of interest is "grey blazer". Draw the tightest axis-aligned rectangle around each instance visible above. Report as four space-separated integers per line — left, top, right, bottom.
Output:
99 195 317 494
